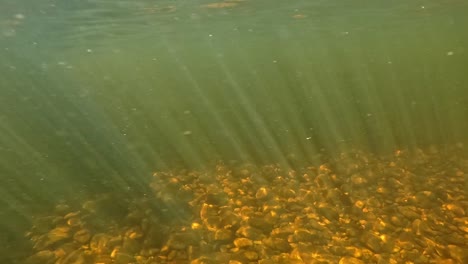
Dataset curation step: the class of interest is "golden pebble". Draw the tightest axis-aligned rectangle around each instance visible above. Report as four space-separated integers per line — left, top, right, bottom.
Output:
191 222 202 230
345 246 362 258
63 211 80 220
446 204 465 216
379 234 388 243
256 187 269 199
135 255 145 262
129 232 141 239
110 246 120 258
350 174 367 185
319 164 331 172
67 217 81 227
53 248 66 258
457 224 468 234
354 200 365 208
339 256 364 264
233 237 253 248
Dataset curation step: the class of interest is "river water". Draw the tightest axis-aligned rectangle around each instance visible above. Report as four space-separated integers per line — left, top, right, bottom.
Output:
1 0 467 262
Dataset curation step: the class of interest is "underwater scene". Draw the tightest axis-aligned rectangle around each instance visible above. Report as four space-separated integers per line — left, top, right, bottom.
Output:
1 0 467 263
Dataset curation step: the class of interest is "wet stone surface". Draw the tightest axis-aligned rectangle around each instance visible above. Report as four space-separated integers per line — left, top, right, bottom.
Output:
22 144 468 263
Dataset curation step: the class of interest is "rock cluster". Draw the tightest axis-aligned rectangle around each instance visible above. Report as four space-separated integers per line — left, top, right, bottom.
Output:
24 145 468 263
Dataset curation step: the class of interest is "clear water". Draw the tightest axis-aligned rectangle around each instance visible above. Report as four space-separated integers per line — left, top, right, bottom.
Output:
1 0 467 262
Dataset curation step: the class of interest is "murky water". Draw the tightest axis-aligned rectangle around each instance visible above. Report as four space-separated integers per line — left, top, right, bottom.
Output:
1 0 467 262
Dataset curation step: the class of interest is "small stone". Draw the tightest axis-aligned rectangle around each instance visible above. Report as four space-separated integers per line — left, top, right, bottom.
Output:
293 229 318 242
236 226 264 239
233 238 253 248
55 204 71 214
361 232 382 253
166 232 198 250
94 254 113 263
127 229 143 240
122 237 141 254
63 211 81 220
25 250 56 264
244 250 259 261
445 204 465 217
34 227 71 250
447 245 468 263
108 236 123 248
200 203 218 219
271 225 294 238
316 206 339 221
398 206 420 220
248 215 274 232
256 187 269 199
350 174 367 185
339 256 364 264
114 252 135 264
111 246 121 258
204 216 222 231
390 215 407 227
444 232 466 245
90 233 112 254
167 250 177 260
214 229 233 242
272 237 291 252
220 211 240 228
74 229 91 244
67 217 81 227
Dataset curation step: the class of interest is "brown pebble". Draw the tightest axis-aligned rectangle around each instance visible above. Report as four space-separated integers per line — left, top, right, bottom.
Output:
74 229 91 244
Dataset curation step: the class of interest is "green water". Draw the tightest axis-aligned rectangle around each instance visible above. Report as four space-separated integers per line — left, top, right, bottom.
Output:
1 0 468 261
